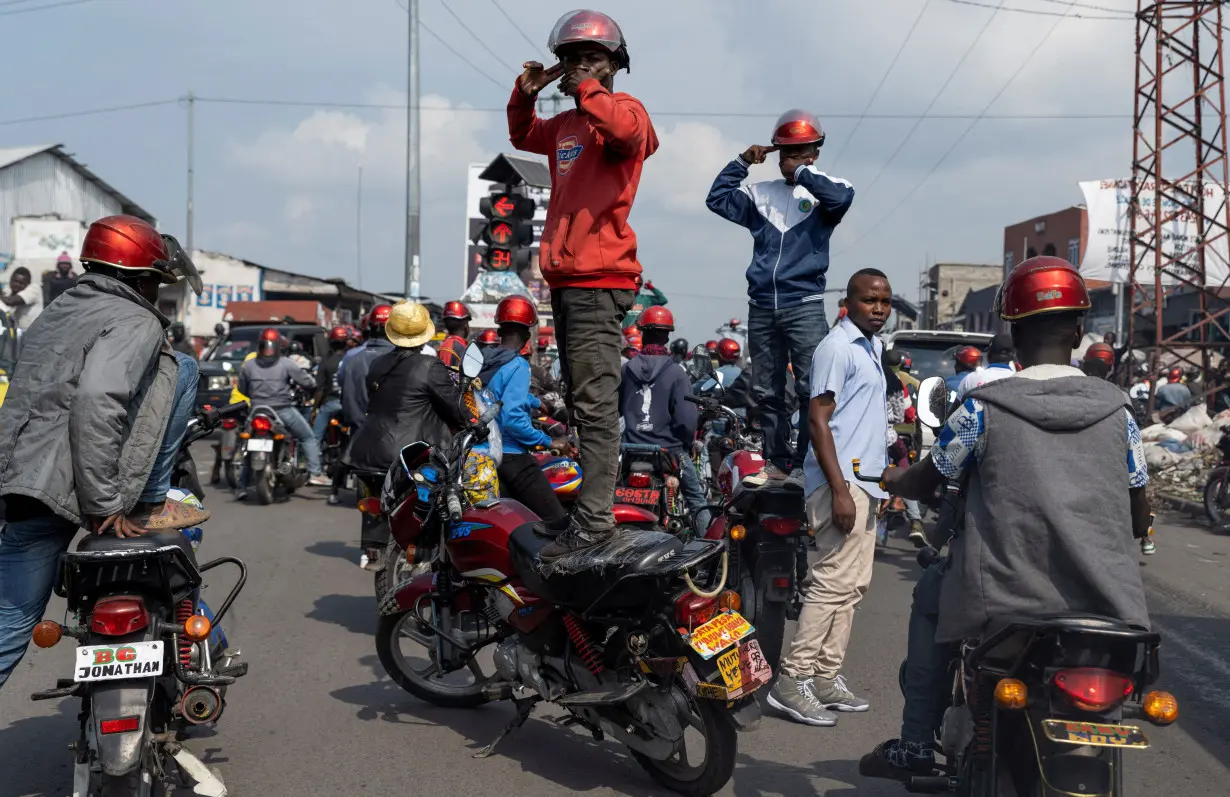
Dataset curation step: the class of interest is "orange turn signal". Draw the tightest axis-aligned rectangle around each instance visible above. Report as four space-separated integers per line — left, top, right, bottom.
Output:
994 678 1028 709
718 591 741 612
404 545 417 563
273 434 285 441
730 525 747 542
32 621 62 649
329 418 340 427
1142 690 1179 725
183 614 212 643
239 432 250 439
357 497 382 515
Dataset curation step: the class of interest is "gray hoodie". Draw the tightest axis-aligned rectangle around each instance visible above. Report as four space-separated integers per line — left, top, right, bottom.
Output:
938 372 1150 643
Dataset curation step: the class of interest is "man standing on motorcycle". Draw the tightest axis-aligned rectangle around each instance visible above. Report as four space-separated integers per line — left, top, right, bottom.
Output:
0 215 209 691
238 337 330 489
767 269 890 726
509 9 659 559
706 109 855 488
479 296 571 529
437 300 472 371
859 256 1152 781
341 304 394 430
620 306 711 531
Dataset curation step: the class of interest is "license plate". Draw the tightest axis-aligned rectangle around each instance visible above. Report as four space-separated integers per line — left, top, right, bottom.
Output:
74 641 164 682
686 611 754 659
1041 719 1150 749
247 438 274 453
615 487 659 506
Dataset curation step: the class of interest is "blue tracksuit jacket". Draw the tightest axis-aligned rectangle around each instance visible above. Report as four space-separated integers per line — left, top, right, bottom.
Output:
706 158 855 310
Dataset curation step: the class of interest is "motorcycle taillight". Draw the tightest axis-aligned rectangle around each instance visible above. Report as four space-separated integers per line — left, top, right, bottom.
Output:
674 592 717 629
251 416 273 434
1053 667 1134 711
221 418 238 430
628 472 652 488
90 596 149 636
761 516 803 536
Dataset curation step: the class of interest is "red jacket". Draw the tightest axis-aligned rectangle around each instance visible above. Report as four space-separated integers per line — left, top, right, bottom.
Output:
507 79 659 291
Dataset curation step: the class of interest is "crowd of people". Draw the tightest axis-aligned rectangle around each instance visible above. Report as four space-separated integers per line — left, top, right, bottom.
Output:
0 8 1169 791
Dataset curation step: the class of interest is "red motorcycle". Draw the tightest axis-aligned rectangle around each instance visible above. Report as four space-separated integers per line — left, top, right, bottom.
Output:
372 393 768 796
686 394 808 671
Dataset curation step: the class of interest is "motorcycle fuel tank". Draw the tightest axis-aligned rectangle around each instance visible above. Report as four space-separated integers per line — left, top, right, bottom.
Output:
447 499 539 582
718 450 765 498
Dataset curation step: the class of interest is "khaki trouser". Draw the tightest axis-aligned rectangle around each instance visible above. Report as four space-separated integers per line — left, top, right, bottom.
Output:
780 482 877 679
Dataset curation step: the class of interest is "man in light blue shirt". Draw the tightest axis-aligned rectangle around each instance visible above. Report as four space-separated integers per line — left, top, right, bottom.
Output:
768 268 891 729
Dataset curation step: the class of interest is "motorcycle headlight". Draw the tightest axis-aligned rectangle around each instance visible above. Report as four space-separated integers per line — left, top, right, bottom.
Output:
207 375 231 391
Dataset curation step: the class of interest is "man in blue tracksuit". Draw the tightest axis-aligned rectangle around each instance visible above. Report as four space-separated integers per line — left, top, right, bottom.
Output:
706 109 855 487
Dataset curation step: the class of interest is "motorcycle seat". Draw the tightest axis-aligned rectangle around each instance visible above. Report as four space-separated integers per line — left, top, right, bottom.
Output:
983 612 1143 636
74 530 198 563
63 531 202 607
628 461 655 474
508 523 686 609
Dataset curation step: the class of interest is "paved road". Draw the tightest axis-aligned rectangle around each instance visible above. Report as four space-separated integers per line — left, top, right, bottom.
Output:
3 445 1228 795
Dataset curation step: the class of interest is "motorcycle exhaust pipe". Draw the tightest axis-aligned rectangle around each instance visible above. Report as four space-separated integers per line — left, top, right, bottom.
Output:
180 685 224 724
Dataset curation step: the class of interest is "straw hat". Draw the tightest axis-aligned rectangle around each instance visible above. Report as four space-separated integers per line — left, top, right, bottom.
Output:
385 301 436 348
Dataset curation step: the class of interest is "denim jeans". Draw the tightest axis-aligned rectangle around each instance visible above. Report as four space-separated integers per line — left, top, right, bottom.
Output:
275 406 323 475
139 351 200 503
672 448 712 531
747 303 830 471
0 515 79 690
312 398 342 444
905 499 922 522
901 561 959 743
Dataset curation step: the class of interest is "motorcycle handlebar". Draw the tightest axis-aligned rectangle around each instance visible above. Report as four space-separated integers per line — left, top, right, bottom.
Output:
851 459 888 489
446 491 463 523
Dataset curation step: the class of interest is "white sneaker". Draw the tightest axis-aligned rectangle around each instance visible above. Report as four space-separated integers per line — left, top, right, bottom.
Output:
785 468 806 489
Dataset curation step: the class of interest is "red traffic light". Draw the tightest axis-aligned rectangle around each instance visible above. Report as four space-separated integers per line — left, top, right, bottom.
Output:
480 192 535 221
488 248 513 270
489 221 513 245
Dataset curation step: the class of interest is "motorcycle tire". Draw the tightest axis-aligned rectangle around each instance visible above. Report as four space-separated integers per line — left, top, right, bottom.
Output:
1204 467 1230 526
738 567 787 673
373 541 406 599
225 462 239 490
92 769 163 797
631 688 738 797
255 469 275 506
374 611 489 709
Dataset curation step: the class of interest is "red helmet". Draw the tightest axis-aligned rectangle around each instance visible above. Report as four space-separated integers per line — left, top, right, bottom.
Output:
625 332 642 347
1084 342 1115 366
625 323 640 338
548 9 630 70
495 295 538 327
1167 366 1183 382
79 215 174 283
344 324 360 340
329 325 348 342
638 305 674 331
771 109 826 148
704 340 719 353
996 256 1091 321
367 304 393 328
954 346 981 367
537 335 550 351
443 300 471 321
478 329 500 345
260 327 280 342
716 338 741 363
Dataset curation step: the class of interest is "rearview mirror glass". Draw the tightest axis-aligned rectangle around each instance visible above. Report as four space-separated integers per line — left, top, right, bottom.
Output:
461 342 484 380
699 377 721 394
916 376 949 430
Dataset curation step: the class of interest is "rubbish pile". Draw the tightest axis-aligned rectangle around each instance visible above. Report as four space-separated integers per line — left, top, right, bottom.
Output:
1140 404 1229 504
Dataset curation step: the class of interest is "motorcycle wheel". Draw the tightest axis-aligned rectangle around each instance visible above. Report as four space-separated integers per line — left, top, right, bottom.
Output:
1204 467 1230 526
373 541 407 599
224 462 239 490
375 611 490 709
739 568 787 673
92 769 162 796
255 469 275 505
631 687 738 797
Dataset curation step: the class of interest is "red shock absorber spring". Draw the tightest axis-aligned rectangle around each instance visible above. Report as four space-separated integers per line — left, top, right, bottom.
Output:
176 599 195 667
563 614 605 676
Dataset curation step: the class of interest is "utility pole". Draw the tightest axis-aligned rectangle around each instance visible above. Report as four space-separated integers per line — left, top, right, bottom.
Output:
186 90 195 252
404 0 421 299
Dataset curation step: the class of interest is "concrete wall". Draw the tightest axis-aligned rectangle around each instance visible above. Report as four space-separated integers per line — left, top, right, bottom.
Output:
923 263 1003 329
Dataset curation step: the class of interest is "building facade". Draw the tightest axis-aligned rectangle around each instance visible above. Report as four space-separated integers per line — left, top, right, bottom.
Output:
919 262 1003 329
1002 205 1087 277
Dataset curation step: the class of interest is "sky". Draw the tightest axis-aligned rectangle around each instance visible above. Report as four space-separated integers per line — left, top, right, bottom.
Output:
0 0 1144 342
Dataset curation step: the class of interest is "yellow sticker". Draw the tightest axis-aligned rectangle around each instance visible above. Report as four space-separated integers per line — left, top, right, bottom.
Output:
717 647 743 692
695 682 728 700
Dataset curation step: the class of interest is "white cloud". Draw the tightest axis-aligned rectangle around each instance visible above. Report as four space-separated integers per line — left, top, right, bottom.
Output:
638 121 779 214
284 195 313 222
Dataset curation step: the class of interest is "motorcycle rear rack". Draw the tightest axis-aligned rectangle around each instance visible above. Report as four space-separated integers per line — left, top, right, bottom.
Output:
576 539 727 620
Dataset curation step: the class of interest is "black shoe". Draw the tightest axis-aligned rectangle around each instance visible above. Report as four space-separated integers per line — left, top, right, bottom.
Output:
858 739 935 782
539 526 614 562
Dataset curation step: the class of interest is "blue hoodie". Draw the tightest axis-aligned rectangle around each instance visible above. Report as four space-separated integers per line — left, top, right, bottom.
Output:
480 346 550 455
706 159 855 310
620 353 698 450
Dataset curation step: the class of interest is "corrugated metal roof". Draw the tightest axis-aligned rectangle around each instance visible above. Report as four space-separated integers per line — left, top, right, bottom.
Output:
0 144 56 171
0 144 154 222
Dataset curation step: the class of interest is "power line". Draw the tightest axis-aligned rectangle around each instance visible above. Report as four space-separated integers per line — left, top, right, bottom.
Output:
0 98 178 127
1033 0 1133 14
830 0 934 170
490 0 548 60
839 1 1081 256
438 0 517 73
857 0 1006 198
392 0 507 91
0 0 95 16
943 0 1129 19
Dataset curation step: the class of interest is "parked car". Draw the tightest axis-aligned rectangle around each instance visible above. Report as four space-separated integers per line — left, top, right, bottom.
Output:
196 322 326 411
883 329 995 383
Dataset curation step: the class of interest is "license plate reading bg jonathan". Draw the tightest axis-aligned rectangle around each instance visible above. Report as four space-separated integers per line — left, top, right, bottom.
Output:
74 641 164 682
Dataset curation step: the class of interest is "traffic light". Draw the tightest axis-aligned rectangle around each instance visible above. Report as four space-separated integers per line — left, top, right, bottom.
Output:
477 190 535 271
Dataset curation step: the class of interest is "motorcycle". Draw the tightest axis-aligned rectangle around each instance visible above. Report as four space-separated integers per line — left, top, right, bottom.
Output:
616 444 694 534
29 402 250 797
240 404 308 505
852 377 1179 795
320 414 351 481
1203 429 1230 526
373 344 767 796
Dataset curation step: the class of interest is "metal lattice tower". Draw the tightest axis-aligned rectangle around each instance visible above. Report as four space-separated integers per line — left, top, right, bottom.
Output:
1129 1 1230 394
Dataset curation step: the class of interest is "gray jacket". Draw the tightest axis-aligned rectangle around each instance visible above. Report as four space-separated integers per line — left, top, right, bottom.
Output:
0 273 178 525
238 355 314 408
938 375 1150 643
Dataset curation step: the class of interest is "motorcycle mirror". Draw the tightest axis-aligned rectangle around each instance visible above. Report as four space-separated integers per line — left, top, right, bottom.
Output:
549 357 561 382
699 377 721 394
461 342 484 380
916 376 949 430
691 345 715 379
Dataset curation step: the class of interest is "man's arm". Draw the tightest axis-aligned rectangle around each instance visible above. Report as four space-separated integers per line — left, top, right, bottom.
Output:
71 315 164 518
573 80 650 157
793 165 856 222
705 158 759 229
286 360 315 391
507 81 559 156
669 371 699 448
1125 410 1151 537
424 359 470 431
500 363 552 450
886 398 983 502
808 395 857 532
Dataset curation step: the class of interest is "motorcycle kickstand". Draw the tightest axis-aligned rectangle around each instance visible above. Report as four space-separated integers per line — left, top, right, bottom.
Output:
473 695 540 759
